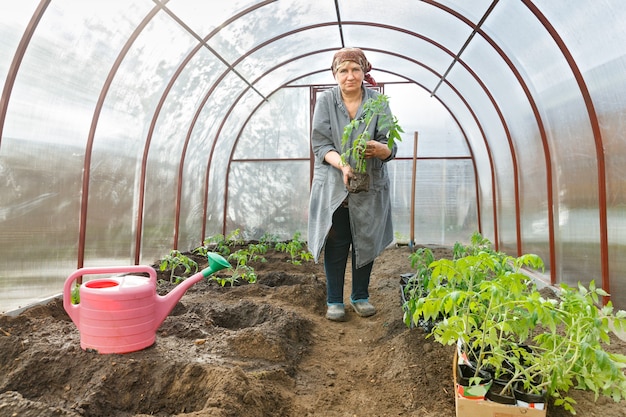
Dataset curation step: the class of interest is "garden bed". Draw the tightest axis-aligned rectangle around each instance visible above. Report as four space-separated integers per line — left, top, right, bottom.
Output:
0 245 624 416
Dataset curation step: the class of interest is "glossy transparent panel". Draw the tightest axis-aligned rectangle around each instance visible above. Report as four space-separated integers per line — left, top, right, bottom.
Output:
236 26 340 94
385 83 477 246
385 84 470 159
86 9 205 266
0 1 39 85
203 76 260 241
253 54 336 96
341 0 472 55
166 50 232 252
437 0 498 22
535 1 626 309
234 88 310 160
289 71 336 86
461 20 551 261
0 0 152 312
166 0 262 36
227 88 310 240
545 4 626 309
391 159 477 246
2 0 626 314
206 0 338 65
449 38 519 253
486 1 601 284
341 25 456 77
228 161 310 241
434 82 494 241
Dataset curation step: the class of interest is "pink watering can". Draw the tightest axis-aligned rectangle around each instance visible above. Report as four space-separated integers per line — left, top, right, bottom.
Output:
63 252 230 354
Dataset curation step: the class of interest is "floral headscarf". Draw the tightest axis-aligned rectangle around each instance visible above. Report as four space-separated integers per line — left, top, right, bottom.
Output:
331 47 377 86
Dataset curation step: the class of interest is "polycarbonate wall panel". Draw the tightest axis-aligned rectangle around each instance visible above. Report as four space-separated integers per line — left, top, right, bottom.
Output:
142 71 248 263
3 0 626 314
0 1 38 84
437 0 496 22
201 80 264 242
341 0 472 58
535 0 626 309
489 3 602 287
390 160 477 246
228 161 310 241
234 88 309 160
166 0 262 36
289 72 336 87
484 1 603 285
584 49 626 311
385 84 470 159
254 54 337 96
206 0 337 66
0 1 152 312
370 54 443 91
85 10 205 266
341 26 455 77
451 39 520 253
384 84 475 246
470 19 551 261
238 27 340 94
154 48 231 252
482 2 568 262
434 83 494 241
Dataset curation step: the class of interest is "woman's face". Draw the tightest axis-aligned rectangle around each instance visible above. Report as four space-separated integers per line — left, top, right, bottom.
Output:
335 61 363 95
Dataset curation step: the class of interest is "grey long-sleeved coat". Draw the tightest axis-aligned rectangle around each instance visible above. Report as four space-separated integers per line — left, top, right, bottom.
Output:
307 85 398 268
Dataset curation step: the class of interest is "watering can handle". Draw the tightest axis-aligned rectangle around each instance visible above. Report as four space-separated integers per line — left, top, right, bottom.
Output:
62 266 157 324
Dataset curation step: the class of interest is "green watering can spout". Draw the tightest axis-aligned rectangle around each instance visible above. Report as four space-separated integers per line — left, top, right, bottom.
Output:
204 252 231 277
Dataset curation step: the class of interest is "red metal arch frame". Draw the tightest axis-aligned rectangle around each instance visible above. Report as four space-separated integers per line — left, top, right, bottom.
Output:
0 1 607 297
181 20 532 257
522 0 610 301
216 44 514 249
223 67 483 243
0 2 546 272
138 20 531 267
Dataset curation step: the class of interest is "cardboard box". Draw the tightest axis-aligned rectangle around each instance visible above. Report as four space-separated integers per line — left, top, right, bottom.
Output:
455 393 547 417
453 352 547 417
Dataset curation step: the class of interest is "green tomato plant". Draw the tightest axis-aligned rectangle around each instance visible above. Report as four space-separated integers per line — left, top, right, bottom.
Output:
159 249 199 284
195 229 245 257
340 94 403 175
403 233 626 414
275 231 312 265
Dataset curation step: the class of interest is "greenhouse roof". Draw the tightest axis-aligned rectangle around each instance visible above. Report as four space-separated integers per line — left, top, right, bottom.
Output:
2 0 626 312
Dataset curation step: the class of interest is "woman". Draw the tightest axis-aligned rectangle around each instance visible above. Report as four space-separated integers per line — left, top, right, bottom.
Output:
308 47 398 321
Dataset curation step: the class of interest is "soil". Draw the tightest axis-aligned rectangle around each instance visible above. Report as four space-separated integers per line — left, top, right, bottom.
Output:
1 244 625 417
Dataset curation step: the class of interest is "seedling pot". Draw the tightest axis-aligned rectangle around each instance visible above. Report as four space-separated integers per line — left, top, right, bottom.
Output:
456 362 492 399
485 381 517 405
347 172 370 193
513 382 547 409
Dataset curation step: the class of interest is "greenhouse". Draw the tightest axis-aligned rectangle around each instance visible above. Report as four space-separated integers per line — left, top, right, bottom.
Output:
1 1 626 416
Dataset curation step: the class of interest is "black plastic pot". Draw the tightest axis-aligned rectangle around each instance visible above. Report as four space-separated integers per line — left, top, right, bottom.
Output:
485 381 516 405
457 363 492 386
456 362 493 399
513 382 547 407
399 273 440 332
485 359 515 385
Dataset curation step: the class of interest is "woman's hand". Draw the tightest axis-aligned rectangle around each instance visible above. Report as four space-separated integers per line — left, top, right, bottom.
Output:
340 164 354 187
364 140 391 160
324 150 355 187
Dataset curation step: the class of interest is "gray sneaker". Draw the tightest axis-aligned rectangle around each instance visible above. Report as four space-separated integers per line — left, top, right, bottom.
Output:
326 304 345 321
350 300 376 317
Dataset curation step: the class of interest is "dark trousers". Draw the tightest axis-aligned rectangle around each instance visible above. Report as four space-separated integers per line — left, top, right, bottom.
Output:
324 206 374 304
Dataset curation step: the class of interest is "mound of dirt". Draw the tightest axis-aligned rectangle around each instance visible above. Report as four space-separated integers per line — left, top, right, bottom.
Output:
1 245 625 416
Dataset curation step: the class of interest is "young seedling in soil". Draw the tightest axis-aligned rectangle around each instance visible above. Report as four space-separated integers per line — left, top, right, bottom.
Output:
340 94 403 193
